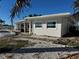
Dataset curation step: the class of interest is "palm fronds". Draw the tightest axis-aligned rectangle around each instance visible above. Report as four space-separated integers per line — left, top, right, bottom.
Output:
10 0 31 26
10 0 31 19
73 0 79 19
74 0 79 8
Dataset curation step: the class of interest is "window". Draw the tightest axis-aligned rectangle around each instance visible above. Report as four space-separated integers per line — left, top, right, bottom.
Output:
47 22 56 28
35 22 42 28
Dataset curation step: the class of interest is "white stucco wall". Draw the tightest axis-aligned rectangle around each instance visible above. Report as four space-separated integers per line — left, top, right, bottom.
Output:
31 17 62 37
61 16 70 36
17 13 71 37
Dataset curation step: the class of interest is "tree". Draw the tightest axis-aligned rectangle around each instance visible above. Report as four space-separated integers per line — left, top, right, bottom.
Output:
0 18 5 24
28 14 33 17
73 0 79 20
73 0 79 30
10 0 31 26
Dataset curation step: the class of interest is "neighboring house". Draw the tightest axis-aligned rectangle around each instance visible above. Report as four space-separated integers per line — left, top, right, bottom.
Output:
0 23 2 30
2 24 13 30
16 12 71 37
0 20 13 31
0 19 4 30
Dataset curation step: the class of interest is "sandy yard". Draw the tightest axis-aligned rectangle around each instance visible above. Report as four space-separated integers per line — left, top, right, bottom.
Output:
0 35 79 59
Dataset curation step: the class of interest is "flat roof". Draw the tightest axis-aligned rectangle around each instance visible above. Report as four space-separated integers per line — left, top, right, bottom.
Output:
16 20 25 23
16 12 71 23
24 12 71 20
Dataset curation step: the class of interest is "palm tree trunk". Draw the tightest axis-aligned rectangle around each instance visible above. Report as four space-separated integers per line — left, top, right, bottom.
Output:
11 18 14 31
11 19 13 26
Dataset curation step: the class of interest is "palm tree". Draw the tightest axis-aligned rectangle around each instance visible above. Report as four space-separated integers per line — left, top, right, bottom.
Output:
73 0 79 19
10 0 31 27
73 0 79 30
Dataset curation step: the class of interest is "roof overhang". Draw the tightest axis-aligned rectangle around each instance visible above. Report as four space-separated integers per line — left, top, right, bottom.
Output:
16 19 29 24
16 12 71 24
24 12 71 20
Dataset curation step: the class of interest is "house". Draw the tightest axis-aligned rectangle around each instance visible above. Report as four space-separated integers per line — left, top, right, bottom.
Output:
0 23 3 30
16 12 71 37
0 19 4 30
2 24 14 30
0 19 13 31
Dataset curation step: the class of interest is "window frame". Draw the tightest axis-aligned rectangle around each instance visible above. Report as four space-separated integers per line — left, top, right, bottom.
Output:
35 22 42 28
47 22 56 28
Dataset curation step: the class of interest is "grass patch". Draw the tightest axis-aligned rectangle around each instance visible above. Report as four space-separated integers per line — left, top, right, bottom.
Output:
0 39 36 48
54 38 79 48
